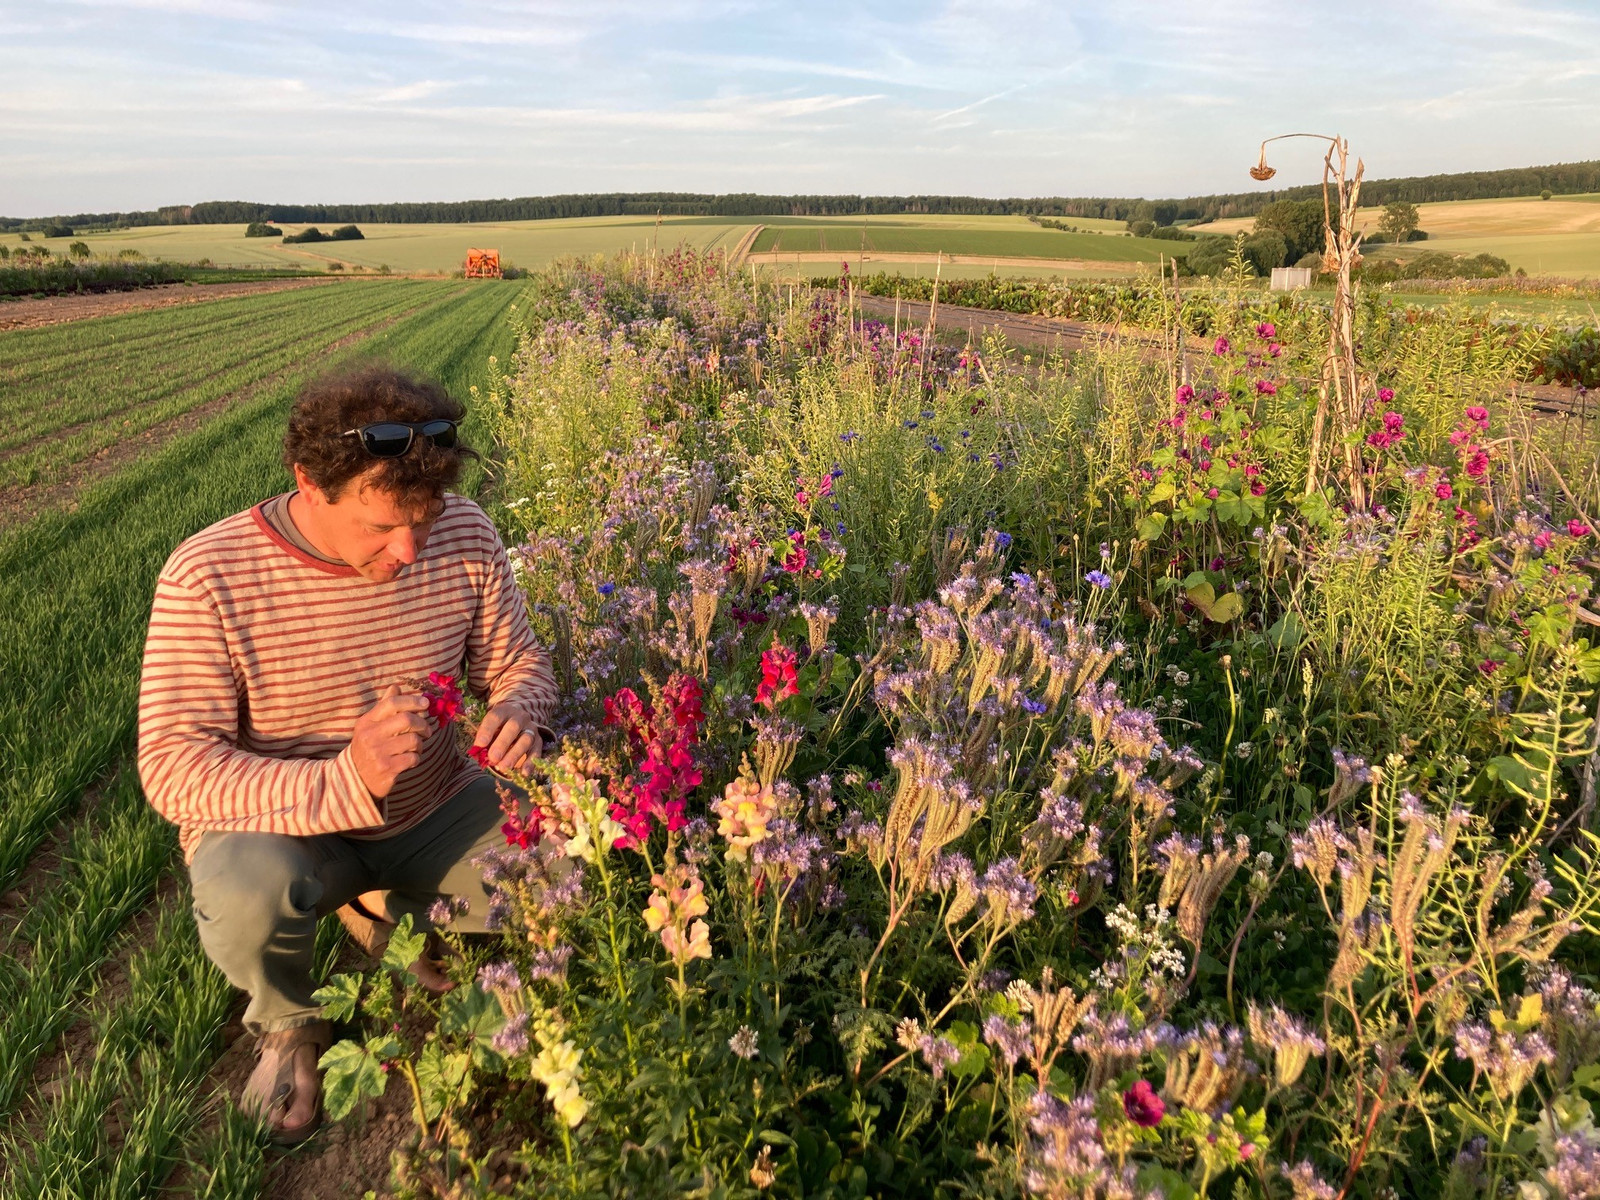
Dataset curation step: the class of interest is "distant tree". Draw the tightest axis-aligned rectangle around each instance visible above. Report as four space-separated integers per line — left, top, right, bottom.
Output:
18 232 31 242
1129 219 1156 238
1241 230 1289 275
0 245 8 261
1542 189 1553 200
1378 201 1420 242
1253 199 1326 263
68 241 90 259
282 227 327 244
1151 201 1179 227
245 221 283 237
328 224 364 241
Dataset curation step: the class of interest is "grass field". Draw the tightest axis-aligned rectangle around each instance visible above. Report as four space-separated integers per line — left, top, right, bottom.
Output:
1198 192 1600 277
0 277 523 1196
750 213 1169 262
0 217 757 276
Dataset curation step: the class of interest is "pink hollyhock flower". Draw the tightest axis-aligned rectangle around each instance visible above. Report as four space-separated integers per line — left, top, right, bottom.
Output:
1464 448 1490 478
1256 379 1277 395
1382 411 1405 435
1268 342 1282 358
1175 383 1195 405
1465 405 1489 430
1244 463 1261 478
1448 427 1474 447
1479 659 1502 675
1250 480 1266 496
1256 321 1277 338
1533 531 1555 550
1378 387 1395 404
1569 520 1592 538
1199 459 1213 472
1435 480 1453 500
1206 487 1220 499
1213 336 1230 356
1123 1080 1165 1127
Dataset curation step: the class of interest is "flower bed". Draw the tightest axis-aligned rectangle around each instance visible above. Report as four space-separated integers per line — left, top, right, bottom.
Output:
319 249 1600 1199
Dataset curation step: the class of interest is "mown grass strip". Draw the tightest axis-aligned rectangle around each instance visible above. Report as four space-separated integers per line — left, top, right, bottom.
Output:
0 282 521 898
0 767 173 1117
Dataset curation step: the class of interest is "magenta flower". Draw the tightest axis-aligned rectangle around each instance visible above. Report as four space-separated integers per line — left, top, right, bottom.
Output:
1213 336 1230 356
1465 405 1489 429
1569 519 1592 538
1464 448 1490 478
1378 387 1395 403
1255 321 1277 338
1435 480 1453 500
1479 659 1503 675
1256 379 1277 395
1122 1080 1165 1127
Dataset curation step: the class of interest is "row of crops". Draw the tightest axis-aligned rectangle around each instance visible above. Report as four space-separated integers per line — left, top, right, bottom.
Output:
0 277 524 1195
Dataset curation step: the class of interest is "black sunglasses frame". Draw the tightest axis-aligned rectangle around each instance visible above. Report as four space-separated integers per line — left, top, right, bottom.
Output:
341 419 459 457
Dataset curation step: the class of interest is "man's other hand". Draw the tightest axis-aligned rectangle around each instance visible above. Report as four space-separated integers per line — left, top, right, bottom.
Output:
473 704 543 772
351 684 433 798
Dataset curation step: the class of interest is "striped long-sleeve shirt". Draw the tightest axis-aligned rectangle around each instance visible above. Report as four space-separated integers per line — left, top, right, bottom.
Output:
137 492 558 862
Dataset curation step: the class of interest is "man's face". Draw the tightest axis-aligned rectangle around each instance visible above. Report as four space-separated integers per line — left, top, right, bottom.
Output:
294 464 441 583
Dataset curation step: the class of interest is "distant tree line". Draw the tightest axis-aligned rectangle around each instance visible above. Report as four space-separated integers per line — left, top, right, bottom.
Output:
5 159 1598 230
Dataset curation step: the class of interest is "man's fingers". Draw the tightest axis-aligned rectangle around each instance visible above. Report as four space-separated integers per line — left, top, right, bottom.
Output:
391 750 420 773
488 720 523 762
473 711 503 749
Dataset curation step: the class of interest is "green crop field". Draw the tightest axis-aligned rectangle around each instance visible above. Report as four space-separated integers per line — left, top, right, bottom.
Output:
0 277 523 1195
751 214 1171 263
0 216 758 275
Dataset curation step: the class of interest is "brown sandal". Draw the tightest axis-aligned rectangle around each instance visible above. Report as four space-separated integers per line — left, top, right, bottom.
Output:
241 1019 332 1145
335 897 455 995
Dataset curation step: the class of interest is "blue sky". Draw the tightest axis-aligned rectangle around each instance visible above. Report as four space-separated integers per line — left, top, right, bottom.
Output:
3 0 1598 215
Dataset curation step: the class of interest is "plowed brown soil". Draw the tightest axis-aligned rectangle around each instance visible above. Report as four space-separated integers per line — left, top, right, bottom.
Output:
0 278 333 332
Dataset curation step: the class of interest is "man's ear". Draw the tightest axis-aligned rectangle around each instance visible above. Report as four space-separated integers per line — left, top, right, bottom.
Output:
292 463 327 506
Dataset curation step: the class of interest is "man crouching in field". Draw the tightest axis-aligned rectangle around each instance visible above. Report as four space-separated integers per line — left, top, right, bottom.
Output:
136 365 556 1143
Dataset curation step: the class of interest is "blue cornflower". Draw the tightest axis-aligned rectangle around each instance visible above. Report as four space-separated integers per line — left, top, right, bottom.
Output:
840 431 860 443
994 532 1013 550
836 522 847 537
903 420 919 430
968 452 981 462
921 408 936 419
989 452 1005 470
1085 570 1113 590
928 438 945 453
1010 571 1032 587
597 581 616 596
830 465 844 478
960 429 971 439
1020 697 1048 715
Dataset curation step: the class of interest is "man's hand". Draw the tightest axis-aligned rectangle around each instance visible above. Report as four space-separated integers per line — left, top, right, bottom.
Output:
473 703 543 773
351 684 433 798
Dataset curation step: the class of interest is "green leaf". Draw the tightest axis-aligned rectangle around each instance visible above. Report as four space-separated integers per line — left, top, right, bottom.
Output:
416 1042 473 1121
380 913 429 978
319 1037 393 1122
439 983 506 1046
758 1129 796 1146
1136 512 1168 541
1147 479 1177 504
1266 611 1304 650
1186 581 1244 623
311 973 364 1023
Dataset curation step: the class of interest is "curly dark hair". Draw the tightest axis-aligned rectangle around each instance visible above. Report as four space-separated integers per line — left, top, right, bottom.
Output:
282 364 479 511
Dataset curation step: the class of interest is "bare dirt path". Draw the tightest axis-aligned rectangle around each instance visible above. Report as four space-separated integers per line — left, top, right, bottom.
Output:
0 277 334 332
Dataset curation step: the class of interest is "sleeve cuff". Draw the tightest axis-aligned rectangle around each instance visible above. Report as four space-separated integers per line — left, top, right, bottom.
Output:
333 745 385 830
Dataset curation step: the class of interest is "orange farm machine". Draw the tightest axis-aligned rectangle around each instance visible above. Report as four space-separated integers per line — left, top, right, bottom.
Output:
464 248 502 279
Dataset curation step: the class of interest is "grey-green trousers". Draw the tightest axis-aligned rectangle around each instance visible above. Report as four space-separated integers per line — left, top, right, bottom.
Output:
188 775 514 1035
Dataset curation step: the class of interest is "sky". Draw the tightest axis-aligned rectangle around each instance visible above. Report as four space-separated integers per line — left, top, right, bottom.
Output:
3 0 1599 216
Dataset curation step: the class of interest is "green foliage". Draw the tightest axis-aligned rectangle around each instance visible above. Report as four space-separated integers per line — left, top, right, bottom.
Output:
1379 200 1421 240
244 221 282 237
1253 199 1326 262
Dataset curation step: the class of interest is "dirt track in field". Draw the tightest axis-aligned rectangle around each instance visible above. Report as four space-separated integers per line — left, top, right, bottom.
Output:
855 294 1593 416
0 277 337 332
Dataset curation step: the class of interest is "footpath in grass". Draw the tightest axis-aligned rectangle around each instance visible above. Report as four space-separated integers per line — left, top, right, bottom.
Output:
0 280 522 1198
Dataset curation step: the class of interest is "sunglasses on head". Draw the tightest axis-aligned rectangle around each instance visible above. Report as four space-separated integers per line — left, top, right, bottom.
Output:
341 419 458 457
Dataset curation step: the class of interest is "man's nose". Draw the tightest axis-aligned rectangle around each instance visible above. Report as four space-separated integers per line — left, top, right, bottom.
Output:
389 528 420 564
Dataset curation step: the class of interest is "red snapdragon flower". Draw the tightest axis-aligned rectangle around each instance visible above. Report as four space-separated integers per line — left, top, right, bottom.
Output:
756 641 800 710
603 674 706 851
422 671 464 725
